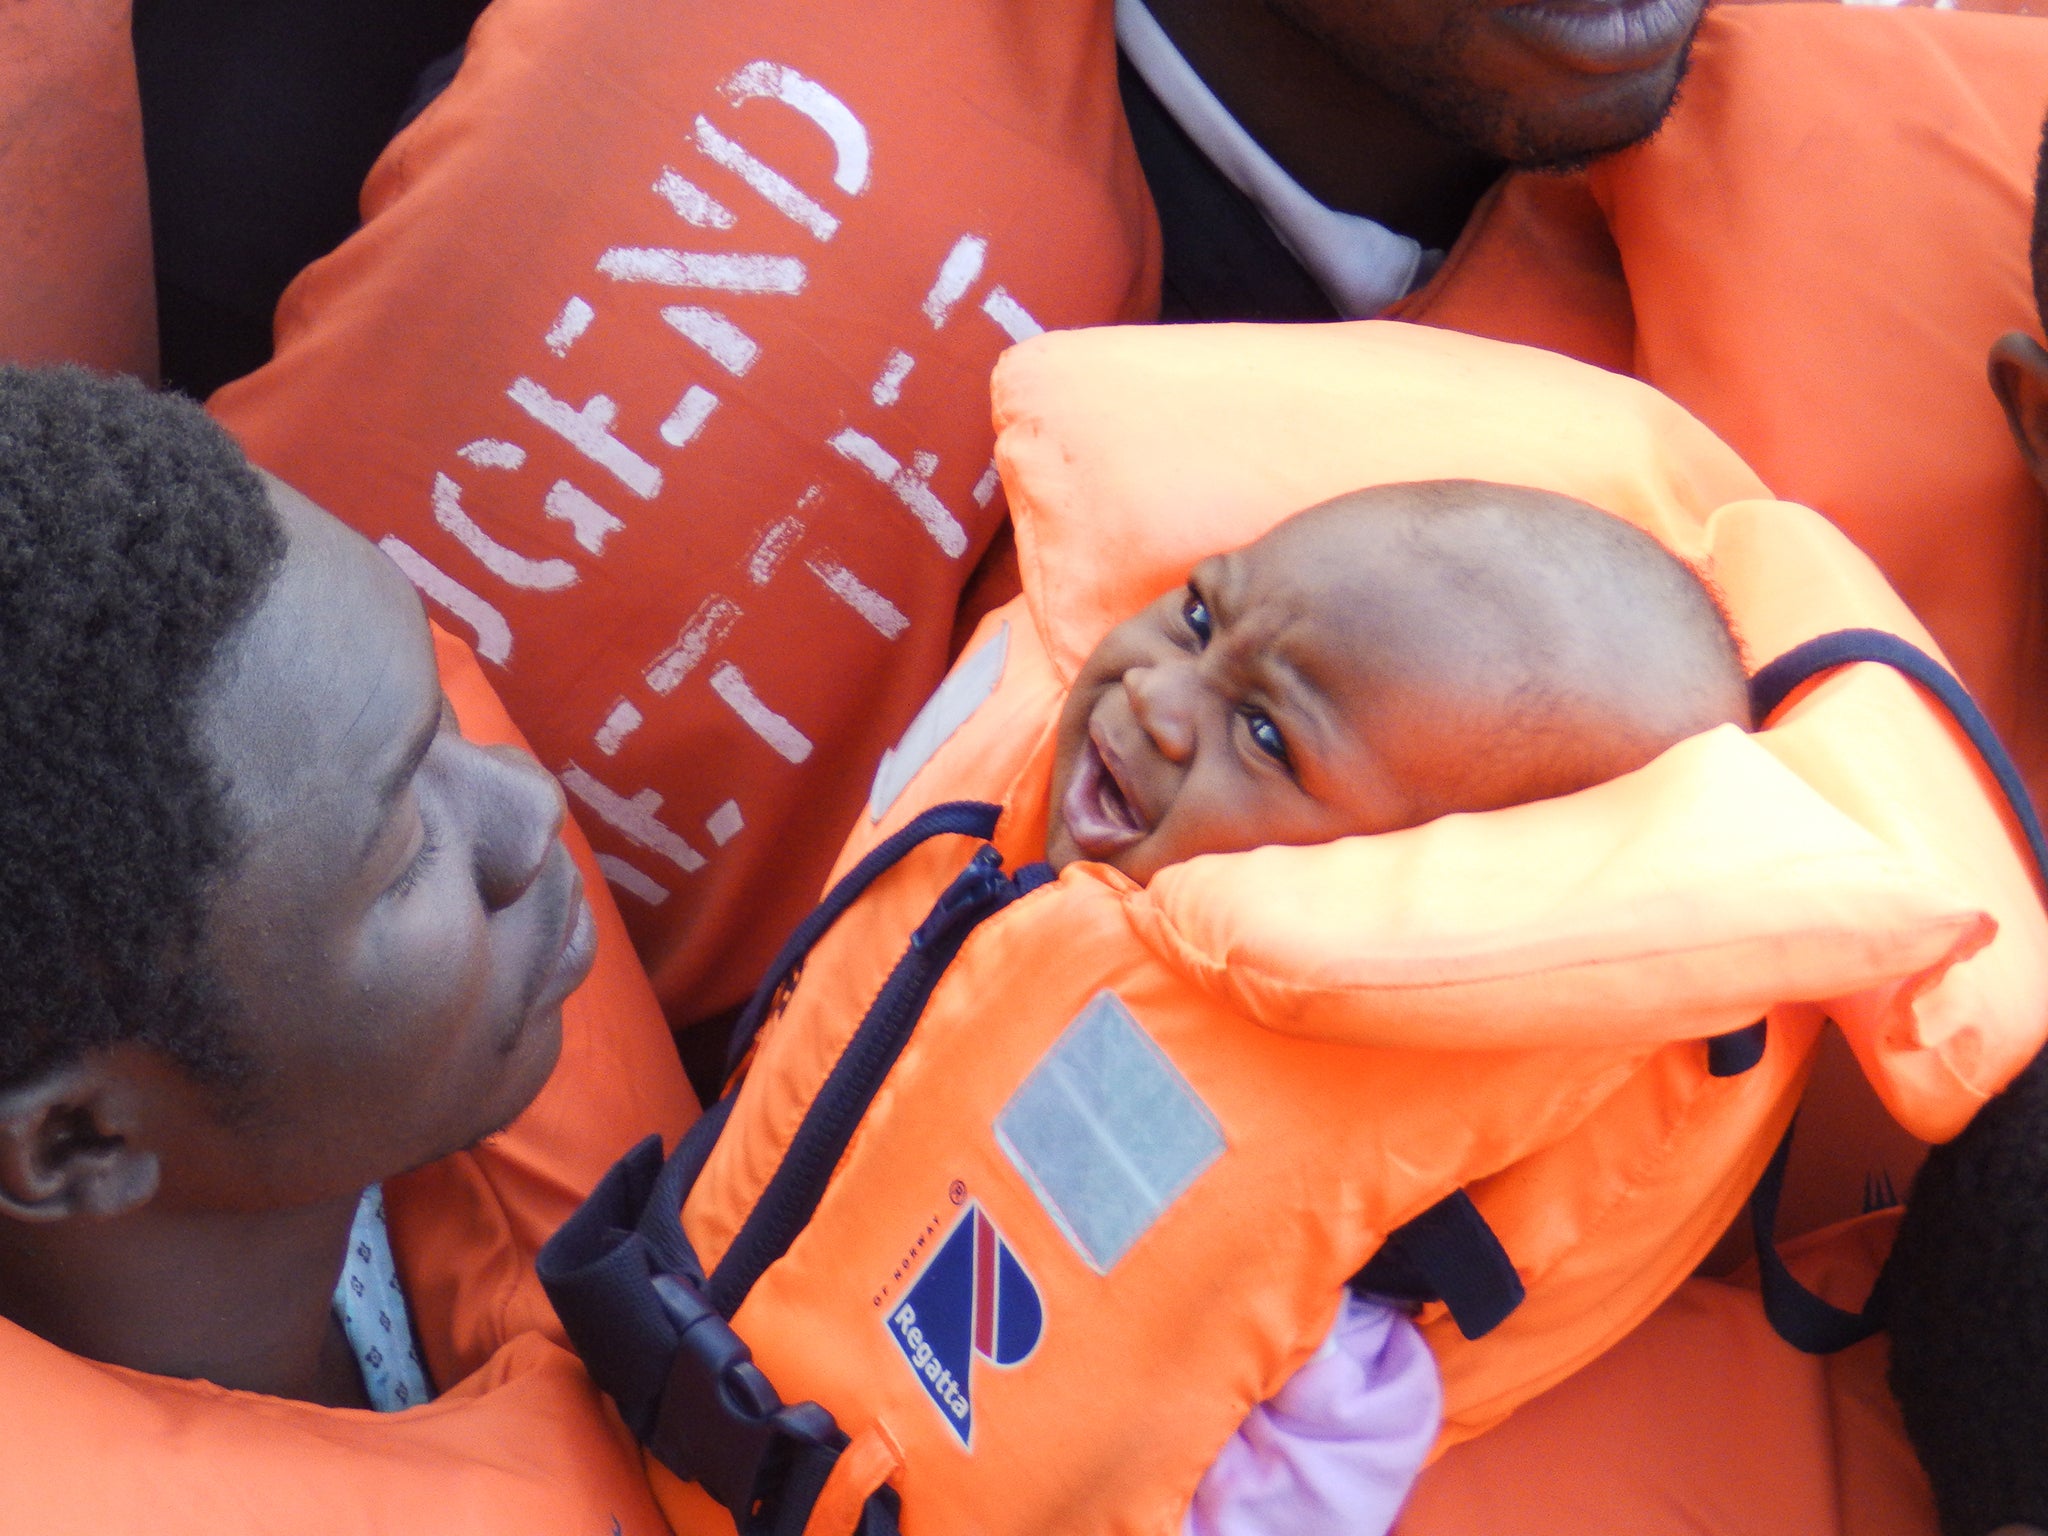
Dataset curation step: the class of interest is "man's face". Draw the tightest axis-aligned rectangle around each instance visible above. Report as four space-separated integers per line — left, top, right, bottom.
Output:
171 480 592 1208
1045 501 1500 883
1272 0 1704 167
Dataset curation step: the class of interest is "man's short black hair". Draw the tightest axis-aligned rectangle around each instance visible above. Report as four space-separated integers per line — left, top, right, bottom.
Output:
0 366 286 1092
1887 1048 2048 1536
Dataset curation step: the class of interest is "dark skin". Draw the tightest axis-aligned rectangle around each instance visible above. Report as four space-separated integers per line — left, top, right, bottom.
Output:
1978 333 2048 1536
1989 329 2048 803
1141 0 1705 248
1047 483 1748 882
0 479 595 1407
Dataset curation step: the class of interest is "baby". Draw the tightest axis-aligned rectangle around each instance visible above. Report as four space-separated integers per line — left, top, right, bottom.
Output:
1041 479 1751 1536
1047 478 1750 879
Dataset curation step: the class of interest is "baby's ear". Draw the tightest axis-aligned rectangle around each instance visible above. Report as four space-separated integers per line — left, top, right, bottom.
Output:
1988 332 2048 497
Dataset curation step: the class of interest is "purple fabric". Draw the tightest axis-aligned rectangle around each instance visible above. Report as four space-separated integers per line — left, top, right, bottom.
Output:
1186 1296 1442 1536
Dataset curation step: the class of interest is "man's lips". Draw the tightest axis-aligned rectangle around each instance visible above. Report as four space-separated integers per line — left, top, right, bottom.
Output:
514 849 598 1043
1060 729 1152 862
1495 0 1698 74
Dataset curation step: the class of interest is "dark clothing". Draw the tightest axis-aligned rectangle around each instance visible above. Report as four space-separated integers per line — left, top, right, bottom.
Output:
129 10 1325 390
131 0 489 396
1115 52 1336 324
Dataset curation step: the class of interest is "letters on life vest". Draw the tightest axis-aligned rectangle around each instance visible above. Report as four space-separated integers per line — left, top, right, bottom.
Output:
1400 1211 1937 1536
209 0 1160 1027
1394 3 2048 810
0 627 698 1534
0 0 156 377
647 324 2048 1535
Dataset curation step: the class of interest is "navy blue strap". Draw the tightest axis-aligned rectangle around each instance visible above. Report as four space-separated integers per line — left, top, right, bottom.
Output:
1750 629 2048 893
1707 1019 1769 1077
1350 1189 1526 1341
724 801 1003 1082
542 807 1018 1536
1750 1120 1889 1352
1742 629 2048 1353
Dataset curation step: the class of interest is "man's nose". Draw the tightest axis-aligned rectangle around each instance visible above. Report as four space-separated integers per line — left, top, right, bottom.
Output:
1125 659 1199 762
469 743 569 911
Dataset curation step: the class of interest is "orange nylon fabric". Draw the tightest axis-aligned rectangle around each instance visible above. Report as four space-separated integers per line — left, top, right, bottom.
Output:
661 324 2046 1534
0 0 156 378
210 0 1160 1030
1396 1212 1935 1536
1395 3 2048 811
0 626 696 1534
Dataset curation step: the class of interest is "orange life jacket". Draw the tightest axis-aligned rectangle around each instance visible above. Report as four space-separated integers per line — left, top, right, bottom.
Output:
0 0 156 377
208 0 1160 1029
1394 2 2048 808
1397 1211 1936 1536
546 323 2048 1536
0 626 699 1534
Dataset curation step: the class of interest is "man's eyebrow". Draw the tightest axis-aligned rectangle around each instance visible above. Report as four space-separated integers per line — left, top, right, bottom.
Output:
364 690 443 856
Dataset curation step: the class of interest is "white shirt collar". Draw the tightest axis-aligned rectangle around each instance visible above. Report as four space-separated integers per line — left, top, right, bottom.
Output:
1116 0 1435 318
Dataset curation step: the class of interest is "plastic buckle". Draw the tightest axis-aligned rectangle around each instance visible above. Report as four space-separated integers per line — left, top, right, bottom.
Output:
648 1270 845 1523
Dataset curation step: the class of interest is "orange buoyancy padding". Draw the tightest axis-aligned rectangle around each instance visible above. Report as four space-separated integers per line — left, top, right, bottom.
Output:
0 0 156 377
1395 5 2048 806
662 325 2036 1530
0 1327 678 1535
391 625 699 1388
208 0 1160 1029
0 627 693 1534
993 321 2048 1139
1395 1212 1936 1536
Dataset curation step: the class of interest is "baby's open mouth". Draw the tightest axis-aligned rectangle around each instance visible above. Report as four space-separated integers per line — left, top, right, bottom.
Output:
1060 731 1151 861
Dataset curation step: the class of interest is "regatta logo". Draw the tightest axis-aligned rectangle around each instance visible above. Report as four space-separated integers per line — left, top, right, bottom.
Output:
885 1202 1042 1446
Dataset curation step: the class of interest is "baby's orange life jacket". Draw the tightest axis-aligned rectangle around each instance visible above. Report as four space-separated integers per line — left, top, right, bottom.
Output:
209 0 1160 1030
541 324 2048 1536
0 626 699 1535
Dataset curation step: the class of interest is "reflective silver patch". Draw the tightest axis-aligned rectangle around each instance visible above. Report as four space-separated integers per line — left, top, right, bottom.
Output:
868 622 1009 820
996 991 1226 1273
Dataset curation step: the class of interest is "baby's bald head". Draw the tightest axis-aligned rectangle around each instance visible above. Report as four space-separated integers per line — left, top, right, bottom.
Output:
1047 480 1750 879
1290 480 1750 813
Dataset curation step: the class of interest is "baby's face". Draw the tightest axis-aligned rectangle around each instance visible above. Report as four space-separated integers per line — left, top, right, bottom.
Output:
1046 509 1457 883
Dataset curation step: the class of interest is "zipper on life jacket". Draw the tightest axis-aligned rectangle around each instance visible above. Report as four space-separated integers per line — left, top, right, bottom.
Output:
708 840 1051 1317
541 802 1039 1536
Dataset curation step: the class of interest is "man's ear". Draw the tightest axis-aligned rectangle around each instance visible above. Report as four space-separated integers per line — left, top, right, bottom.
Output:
0 1057 160 1222
1988 332 2048 492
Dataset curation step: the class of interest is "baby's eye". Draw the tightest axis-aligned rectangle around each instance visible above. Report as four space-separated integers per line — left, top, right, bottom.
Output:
1182 590 1212 645
1241 708 1291 768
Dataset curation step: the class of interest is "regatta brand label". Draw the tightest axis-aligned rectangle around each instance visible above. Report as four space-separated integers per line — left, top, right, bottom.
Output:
885 1202 1042 1446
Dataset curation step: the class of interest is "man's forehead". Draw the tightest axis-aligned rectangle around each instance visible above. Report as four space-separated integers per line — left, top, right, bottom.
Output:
201 484 436 828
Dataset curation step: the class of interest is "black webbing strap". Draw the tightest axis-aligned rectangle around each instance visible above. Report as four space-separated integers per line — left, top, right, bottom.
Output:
1741 629 2048 1353
544 800 1018 1534
1350 1189 1527 1340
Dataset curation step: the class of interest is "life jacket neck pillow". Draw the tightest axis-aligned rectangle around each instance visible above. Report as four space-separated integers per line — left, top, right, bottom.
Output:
544 322 2048 1536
